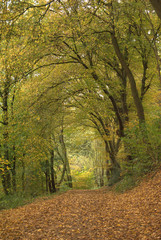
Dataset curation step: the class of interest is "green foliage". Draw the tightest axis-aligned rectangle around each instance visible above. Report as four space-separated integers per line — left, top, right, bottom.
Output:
72 170 95 190
0 191 60 210
124 120 161 172
23 169 44 197
108 167 121 186
114 175 137 193
116 119 161 192
123 124 152 172
0 193 34 210
148 117 161 163
58 183 72 193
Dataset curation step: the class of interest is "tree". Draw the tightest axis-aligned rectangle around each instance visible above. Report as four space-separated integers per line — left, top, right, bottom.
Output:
0 0 54 195
0 0 160 197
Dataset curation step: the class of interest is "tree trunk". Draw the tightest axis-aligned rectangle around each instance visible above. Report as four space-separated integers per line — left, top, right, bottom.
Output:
21 159 25 192
111 33 146 124
11 150 16 193
105 140 121 186
1 169 11 195
91 71 124 137
120 67 129 122
44 160 50 193
57 164 66 188
100 167 104 187
11 89 17 192
50 150 56 193
2 81 11 195
59 126 73 188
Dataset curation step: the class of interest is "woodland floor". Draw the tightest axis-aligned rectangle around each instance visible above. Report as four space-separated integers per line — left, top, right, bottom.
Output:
0 171 161 240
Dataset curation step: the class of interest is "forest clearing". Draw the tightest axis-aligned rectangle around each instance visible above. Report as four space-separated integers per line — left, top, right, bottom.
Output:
0 169 161 240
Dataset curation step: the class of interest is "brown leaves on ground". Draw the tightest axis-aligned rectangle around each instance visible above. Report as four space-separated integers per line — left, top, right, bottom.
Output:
0 171 161 240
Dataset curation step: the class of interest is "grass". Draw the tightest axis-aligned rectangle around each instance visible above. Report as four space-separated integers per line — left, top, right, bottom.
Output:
113 175 137 193
0 187 73 211
0 193 36 210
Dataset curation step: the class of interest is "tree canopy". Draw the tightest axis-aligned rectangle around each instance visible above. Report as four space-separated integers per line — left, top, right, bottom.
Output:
0 0 161 198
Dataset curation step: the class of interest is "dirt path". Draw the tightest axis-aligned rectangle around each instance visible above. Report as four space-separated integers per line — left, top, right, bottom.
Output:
0 171 161 240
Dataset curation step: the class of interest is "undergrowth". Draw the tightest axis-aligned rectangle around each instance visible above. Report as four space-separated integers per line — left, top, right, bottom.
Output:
0 193 34 210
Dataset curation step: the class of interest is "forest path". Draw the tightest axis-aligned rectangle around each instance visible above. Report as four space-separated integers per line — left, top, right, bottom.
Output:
0 171 161 240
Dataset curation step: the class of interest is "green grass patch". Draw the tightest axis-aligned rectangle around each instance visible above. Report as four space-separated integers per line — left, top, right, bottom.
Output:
114 175 137 193
0 193 35 210
0 188 72 211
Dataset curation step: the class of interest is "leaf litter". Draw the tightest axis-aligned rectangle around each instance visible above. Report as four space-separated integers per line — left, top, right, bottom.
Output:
0 170 161 240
